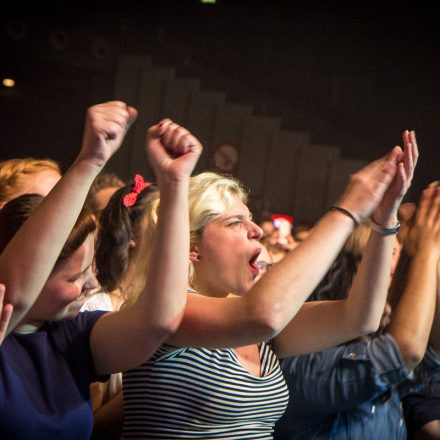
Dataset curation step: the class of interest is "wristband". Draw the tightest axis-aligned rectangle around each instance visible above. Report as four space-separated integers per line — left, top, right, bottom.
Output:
370 217 400 235
330 206 360 227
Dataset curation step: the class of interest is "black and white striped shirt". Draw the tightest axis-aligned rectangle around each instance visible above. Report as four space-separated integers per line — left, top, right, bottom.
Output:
122 342 289 439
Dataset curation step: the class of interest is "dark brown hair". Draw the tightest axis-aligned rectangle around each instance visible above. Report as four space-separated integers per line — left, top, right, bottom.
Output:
95 182 158 292
0 194 96 268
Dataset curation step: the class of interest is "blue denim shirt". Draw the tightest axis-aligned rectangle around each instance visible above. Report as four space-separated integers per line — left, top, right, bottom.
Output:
402 346 440 434
274 334 412 440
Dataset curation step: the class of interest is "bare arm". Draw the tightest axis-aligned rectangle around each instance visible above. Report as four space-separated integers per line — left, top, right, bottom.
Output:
90 120 202 374
166 142 408 348
90 387 124 440
0 284 13 344
0 102 136 334
388 183 440 370
274 130 418 357
428 261 440 356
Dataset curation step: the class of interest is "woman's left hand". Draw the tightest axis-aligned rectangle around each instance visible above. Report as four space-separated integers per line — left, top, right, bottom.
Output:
373 130 419 225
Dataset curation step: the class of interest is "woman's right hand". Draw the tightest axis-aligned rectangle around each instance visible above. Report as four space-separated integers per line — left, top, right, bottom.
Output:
76 101 138 170
336 139 407 224
146 119 203 183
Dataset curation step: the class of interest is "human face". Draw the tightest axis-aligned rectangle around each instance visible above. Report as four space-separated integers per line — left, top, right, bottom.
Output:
260 220 274 238
255 245 273 282
192 196 263 297
24 234 98 325
94 186 121 218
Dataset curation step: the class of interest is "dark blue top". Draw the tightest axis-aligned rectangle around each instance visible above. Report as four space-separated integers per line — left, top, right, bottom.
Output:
403 347 440 434
274 334 415 440
0 311 108 440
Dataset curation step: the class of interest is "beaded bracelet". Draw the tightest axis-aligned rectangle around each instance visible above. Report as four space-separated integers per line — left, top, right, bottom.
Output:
330 206 360 227
370 217 400 235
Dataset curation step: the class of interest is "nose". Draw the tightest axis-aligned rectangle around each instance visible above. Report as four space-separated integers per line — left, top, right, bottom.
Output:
248 221 264 241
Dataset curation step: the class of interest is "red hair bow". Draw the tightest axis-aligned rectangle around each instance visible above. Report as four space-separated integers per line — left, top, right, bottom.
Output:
122 174 152 207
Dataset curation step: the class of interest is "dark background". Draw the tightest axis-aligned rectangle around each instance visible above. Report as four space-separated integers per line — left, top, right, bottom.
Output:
1 0 439 201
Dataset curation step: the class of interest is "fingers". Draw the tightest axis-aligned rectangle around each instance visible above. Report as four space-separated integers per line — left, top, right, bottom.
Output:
401 129 419 183
407 130 419 168
148 118 173 140
416 183 440 227
0 284 12 341
148 119 202 157
88 101 137 140
386 146 404 164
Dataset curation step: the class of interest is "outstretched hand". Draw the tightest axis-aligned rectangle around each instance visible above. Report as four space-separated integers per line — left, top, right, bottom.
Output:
0 284 13 344
406 181 440 256
77 101 138 168
373 130 419 224
337 130 418 225
146 119 203 183
336 147 400 223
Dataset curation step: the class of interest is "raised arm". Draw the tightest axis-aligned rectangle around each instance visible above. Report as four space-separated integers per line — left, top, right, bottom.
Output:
274 131 418 357
388 182 440 370
0 102 136 333
167 138 410 349
0 284 13 345
428 260 440 356
90 119 202 374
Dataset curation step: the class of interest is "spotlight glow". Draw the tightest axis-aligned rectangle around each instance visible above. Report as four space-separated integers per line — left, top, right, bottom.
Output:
2 78 15 87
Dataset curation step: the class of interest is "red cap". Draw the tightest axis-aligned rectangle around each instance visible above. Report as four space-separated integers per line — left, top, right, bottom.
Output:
272 214 294 224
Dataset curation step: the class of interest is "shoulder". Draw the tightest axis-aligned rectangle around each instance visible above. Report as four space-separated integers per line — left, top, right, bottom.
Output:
46 311 108 347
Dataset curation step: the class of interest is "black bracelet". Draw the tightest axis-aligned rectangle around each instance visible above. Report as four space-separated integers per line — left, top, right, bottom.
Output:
370 217 400 235
330 206 360 227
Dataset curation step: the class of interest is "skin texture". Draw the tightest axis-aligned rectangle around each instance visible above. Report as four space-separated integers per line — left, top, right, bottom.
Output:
22 233 97 326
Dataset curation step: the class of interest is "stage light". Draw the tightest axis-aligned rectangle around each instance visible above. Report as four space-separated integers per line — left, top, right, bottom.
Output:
2 78 15 88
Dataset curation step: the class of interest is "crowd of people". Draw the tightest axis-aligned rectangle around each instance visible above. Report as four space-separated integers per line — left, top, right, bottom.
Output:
0 100 439 440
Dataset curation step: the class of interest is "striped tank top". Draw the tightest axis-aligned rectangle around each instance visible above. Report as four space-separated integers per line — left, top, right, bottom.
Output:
122 341 289 439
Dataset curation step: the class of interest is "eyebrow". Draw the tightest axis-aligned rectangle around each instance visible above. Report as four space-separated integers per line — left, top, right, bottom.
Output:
224 213 253 222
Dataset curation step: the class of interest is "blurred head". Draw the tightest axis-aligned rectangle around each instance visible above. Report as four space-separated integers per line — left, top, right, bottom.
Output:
0 158 61 207
255 244 273 282
293 224 312 242
95 179 158 293
84 172 125 219
258 213 275 239
0 194 98 323
309 222 371 302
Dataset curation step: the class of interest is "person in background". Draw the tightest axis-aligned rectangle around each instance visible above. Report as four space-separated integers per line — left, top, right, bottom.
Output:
274 180 440 440
293 222 313 243
0 100 201 439
258 211 275 242
121 127 416 438
0 157 61 208
84 171 125 220
266 214 297 262
83 177 158 440
255 243 273 282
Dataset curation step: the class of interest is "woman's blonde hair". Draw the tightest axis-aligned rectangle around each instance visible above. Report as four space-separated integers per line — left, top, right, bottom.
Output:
0 158 61 204
125 172 248 305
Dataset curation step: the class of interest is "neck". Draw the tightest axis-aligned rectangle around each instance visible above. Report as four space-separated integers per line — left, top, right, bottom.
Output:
191 280 230 298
